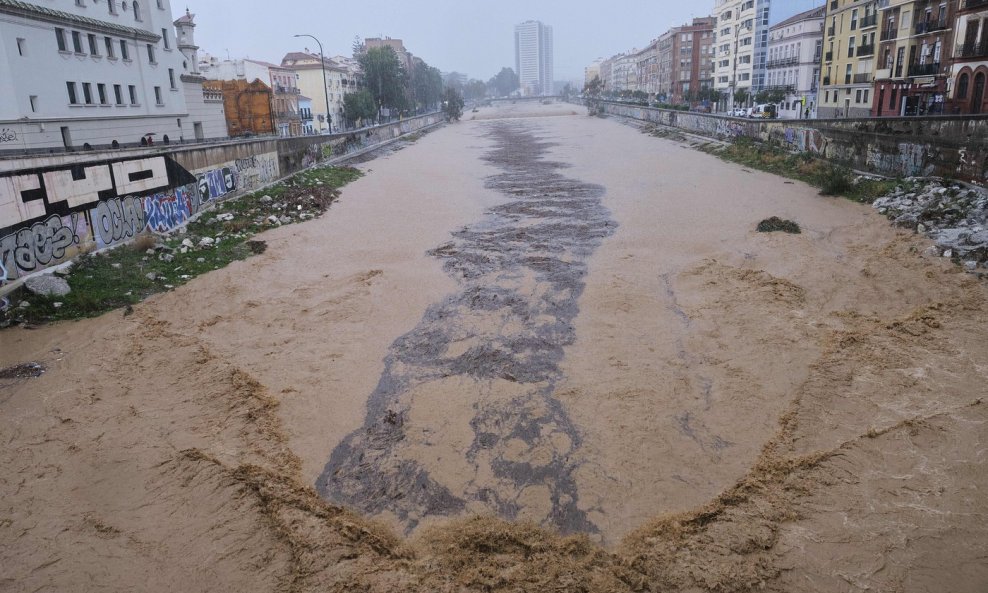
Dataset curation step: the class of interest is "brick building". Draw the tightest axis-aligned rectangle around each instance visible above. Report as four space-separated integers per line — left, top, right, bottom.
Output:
204 79 274 137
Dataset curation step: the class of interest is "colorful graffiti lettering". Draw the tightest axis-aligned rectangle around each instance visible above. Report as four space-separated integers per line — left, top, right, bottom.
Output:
92 196 147 248
197 167 236 202
143 184 200 234
1 214 80 276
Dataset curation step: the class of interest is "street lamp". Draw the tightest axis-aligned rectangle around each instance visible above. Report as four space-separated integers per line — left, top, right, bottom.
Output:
294 33 332 134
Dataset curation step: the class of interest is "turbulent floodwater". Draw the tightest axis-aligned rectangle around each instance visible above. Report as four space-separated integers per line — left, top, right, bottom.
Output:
318 121 616 533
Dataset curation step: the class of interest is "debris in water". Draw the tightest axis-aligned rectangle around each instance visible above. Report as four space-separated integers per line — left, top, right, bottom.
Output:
0 362 46 380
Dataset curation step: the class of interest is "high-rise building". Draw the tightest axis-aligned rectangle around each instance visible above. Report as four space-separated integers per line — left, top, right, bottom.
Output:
515 20 554 96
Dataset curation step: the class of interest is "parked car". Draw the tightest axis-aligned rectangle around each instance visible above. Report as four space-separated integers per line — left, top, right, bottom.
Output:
728 108 747 117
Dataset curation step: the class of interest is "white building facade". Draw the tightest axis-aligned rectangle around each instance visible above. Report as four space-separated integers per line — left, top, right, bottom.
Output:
0 0 225 152
713 0 773 110
281 52 351 133
766 6 825 118
514 20 554 96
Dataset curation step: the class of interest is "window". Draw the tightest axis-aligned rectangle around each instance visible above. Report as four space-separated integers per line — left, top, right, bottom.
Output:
157 0 163 7
105 36 115 58
108 0 118 14
129 84 138 104
154 86 163 105
133 1 142 21
82 82 93 104
851 9 858 31
863 89 869 104
16 38 25 56
147 44 155 64
72 31 83 53
120 40 129 60
97 83 108 104
66 81 78 104
114 84 123 104
957 73 969 99
88 33 99 56
161 28 170 49
30 95 38 112
168 68 176 89
56 28 67 51
855 89 862 103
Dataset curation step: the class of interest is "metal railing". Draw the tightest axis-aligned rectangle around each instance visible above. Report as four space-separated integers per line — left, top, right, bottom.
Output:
880 28 897 41
857 44 875 56
860 14 878 28
766 56 799 68
964 0 988 9
853 73 871 83
908 62 940 76
957 41 988 58
915 20 948 35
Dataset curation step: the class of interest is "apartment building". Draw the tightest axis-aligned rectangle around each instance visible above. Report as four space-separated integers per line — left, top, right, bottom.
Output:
635 41 660 95
872 0 955 116
281 52 349 133
0 0 226 151
713 0 773 109
947 0 988 113
766 6 825 118
585 58 603 86
514 20 554 96
200 57 301 137
818 0 880 118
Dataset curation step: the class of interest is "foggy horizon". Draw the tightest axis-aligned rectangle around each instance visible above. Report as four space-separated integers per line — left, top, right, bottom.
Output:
188 0 825 83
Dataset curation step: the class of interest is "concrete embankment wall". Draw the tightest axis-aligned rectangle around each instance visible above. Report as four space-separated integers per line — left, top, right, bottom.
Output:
0 113 443 285
601 102 988 184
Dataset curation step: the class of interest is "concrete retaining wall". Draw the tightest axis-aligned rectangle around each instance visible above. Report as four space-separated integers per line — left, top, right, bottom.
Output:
601 102 988 183
0 113 443 285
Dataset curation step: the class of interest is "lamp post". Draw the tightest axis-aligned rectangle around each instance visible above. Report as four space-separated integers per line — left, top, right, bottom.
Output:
294 34 332 134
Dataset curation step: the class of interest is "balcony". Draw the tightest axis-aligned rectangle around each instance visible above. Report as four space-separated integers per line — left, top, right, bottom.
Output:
874 68 892 80
853 73 871 83
860 14 878 28
908 62 940 76
963 0 988 8
766 56 799 68
856 44 875 57
880 28 897 41
275 85 301 95
915 20 948 35
957 41 988 58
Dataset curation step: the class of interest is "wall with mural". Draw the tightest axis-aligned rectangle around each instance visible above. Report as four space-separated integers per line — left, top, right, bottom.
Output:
0 112 443 287
601 102 988 183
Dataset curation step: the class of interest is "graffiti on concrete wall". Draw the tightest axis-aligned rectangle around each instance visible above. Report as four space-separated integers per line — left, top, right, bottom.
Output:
782 127 828 154
0 128 18 143
0 151 282 281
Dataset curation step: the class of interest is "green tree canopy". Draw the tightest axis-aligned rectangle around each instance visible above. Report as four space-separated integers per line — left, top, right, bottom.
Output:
411 62 444 111
442 87 465 121
464 79 488 101
488 67 519 97
343 89 377 126
358 46 409 117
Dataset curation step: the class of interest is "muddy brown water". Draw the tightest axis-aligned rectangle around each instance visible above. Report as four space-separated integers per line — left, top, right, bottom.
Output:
1 103 986 592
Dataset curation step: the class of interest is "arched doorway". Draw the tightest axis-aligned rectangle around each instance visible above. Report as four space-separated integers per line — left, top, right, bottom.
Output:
972 72 985 115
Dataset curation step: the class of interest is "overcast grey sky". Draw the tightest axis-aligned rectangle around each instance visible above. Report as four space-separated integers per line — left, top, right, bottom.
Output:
187 0 824 82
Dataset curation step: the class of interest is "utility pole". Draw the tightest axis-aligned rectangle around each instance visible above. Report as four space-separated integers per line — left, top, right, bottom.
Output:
294 34 331 134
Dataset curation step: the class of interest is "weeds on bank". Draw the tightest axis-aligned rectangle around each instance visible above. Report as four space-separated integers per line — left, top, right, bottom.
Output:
703 137 898 203
1 166 362 327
